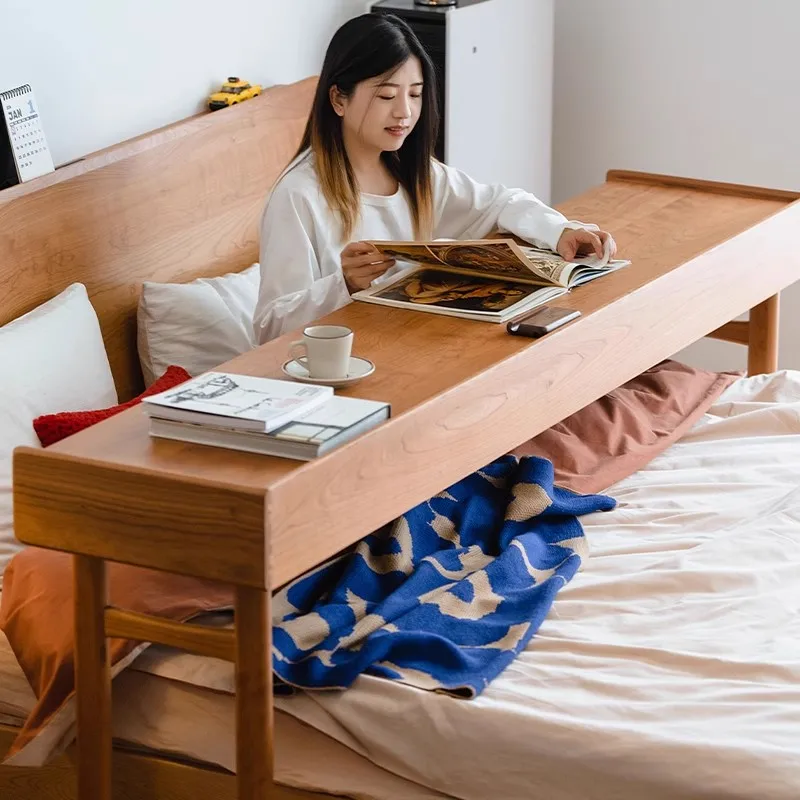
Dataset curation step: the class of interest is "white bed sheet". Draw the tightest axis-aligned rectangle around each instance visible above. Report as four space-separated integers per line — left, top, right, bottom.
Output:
3 370 800 799
275 370 800 800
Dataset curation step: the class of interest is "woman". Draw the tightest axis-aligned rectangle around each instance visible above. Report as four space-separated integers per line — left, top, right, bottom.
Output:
253 12 615 344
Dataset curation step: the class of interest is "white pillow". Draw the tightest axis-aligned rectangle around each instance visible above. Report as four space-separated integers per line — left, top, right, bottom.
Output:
0 283 117 587
137 263 260 386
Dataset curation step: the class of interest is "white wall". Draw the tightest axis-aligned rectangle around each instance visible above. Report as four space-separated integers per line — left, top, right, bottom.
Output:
553 0 800 371
446 0 553 203
0 0 367 168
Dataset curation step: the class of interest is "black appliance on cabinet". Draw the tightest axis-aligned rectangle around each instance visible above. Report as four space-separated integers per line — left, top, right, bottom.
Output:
370 0 491 162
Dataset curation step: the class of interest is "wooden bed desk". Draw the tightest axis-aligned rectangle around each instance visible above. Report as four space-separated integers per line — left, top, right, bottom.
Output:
10 171 800 800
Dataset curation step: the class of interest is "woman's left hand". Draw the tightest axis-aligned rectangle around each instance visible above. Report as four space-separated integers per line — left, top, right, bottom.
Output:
556 228 617 262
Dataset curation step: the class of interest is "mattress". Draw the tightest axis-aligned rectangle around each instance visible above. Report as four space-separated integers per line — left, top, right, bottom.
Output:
278 370 800 800
3 370 800 799
0 626 446 798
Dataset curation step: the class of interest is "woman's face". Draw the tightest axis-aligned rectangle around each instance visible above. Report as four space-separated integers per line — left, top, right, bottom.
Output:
332 56 424 154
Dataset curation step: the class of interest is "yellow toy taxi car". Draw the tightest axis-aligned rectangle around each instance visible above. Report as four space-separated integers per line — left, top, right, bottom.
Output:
208 77 262 111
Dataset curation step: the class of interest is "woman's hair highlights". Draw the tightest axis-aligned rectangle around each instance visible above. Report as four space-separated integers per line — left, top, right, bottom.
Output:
294 13 439 241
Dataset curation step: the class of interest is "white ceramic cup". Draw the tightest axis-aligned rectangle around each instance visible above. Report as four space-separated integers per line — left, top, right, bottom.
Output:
289 325 354 379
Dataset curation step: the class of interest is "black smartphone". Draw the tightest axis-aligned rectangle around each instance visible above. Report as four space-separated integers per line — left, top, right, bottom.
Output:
506 306 581 338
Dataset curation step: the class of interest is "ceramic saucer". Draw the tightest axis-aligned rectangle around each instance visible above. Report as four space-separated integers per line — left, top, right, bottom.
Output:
281 356 376 388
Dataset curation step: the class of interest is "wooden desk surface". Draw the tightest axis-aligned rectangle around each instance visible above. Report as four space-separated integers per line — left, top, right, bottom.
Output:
13 173 800 589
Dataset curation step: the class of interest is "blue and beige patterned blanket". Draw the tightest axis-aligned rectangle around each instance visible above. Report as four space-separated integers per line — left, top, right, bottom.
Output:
273 455 615 697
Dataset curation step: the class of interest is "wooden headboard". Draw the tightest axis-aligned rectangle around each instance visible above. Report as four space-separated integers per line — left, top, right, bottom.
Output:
0 77 316 400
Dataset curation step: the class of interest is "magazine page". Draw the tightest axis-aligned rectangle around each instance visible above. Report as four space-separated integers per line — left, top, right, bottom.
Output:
369 240 542 283
515 246 577 286
518 242 630 287
368 238 630 289
353 267 566 322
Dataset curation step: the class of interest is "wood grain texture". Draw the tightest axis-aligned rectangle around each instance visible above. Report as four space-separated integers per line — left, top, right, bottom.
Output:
0 77 315 400
105 608 236 661
261 196 800 585
0 728 76 800
748 293 780 374
708 320 750 346
235 587 274 798
17 177 800 587
13 448 269 587
73 556 111 800
606 169 800 201
0 726 342 800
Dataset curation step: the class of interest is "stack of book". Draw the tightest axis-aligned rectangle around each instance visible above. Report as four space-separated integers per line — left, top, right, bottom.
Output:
142 371 390 461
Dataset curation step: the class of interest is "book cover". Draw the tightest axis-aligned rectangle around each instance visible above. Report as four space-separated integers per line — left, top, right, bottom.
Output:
269 395 389 445
142 372 334 432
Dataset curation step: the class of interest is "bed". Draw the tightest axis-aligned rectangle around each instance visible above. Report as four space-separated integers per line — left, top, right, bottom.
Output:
0 76 799 800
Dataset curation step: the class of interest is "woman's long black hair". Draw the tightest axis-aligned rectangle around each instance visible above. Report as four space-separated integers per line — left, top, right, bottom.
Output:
293 13 439 240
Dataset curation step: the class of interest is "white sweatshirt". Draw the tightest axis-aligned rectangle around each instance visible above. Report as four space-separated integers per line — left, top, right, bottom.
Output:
254 151 584 344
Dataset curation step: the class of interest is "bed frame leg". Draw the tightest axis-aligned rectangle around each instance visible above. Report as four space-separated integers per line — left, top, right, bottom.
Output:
235 586 274 798
74 555 111 800
748 294 780 375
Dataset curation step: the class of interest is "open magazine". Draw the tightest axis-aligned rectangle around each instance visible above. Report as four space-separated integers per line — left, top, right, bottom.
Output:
351 238 630 323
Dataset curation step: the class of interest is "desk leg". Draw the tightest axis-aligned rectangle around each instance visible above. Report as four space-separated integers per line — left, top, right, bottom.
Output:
748 294 780 375
74 555 111 800
235 586 273 799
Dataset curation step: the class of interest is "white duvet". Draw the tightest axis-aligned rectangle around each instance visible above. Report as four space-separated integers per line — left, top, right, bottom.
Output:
3 370 800 799
263 370 800 799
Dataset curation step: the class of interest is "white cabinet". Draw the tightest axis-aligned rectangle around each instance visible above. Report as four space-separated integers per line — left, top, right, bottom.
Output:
371 0 554 202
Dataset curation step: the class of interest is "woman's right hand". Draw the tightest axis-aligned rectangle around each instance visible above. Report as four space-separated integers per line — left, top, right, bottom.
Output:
341 242 395 293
